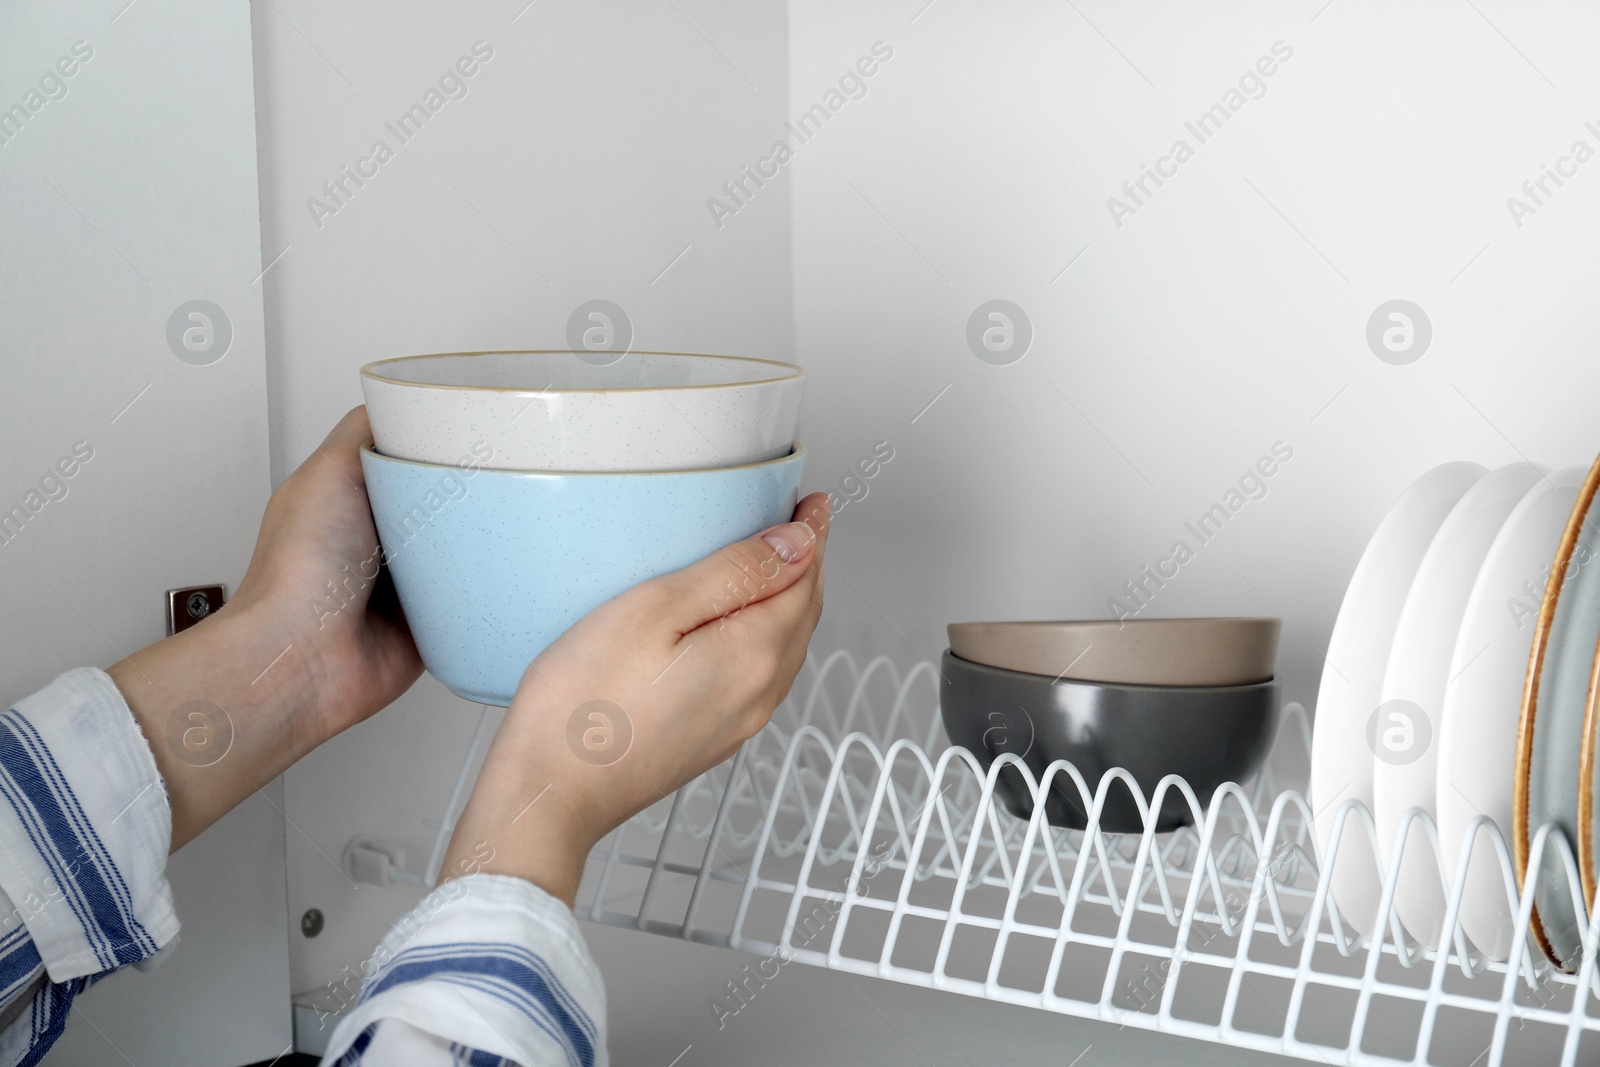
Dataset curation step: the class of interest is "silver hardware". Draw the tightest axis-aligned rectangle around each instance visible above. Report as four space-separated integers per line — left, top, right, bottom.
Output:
166 585 226 636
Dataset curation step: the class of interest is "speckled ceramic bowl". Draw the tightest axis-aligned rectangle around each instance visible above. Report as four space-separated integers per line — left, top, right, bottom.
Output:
361 350 805 472
361 443 805 705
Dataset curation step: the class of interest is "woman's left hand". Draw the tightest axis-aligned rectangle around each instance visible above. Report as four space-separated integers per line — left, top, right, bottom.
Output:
110 407 422 849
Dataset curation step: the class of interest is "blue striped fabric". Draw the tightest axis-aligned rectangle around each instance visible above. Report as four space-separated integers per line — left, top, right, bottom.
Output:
363 940 596 1038
0 702 156 1067
15 977 88 1067
1 961 113 1067
0 926 41 1005
452 1042 512 1066
355 941 595 1067
329 1024 376 1066
1 671 608 1067
0 709 154 968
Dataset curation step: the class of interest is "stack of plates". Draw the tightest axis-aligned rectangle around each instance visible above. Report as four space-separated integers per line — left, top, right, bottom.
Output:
1311 457 1598 966
358 350 806 706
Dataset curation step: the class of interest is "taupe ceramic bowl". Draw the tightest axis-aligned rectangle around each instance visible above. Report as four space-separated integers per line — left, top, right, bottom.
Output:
939 651 1280 832
947 618 1280 687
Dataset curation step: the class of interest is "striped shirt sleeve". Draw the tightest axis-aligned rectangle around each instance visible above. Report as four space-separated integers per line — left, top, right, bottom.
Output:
0 668 180 1067
319 873 607 1067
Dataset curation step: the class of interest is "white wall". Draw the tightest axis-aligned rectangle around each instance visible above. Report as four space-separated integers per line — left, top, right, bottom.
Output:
790 0 1600 709
253 0 794 483
0 2 291 1064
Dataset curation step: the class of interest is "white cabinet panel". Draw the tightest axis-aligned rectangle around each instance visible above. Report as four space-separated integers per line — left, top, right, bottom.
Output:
0 1 289 1063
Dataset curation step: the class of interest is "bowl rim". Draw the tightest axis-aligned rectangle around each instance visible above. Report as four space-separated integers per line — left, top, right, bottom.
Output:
360 349 805 394
941 648 1278 695
948 617 1280 630
360 440 806 477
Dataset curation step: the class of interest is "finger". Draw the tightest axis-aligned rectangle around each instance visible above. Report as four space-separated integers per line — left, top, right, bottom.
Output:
701 493 829 644
763 493 830 629
696 516 827 690
646 492 832 636
712 563 826 729
647 523 815 636
790 491 832 562
765 572 824 702
741 549 825 659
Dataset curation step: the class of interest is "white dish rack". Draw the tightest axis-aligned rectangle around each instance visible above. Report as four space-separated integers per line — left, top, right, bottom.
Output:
574 650 1600 1066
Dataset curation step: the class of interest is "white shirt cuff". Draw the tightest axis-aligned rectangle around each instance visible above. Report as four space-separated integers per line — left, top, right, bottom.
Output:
0 668 179 982
322 873 607 1067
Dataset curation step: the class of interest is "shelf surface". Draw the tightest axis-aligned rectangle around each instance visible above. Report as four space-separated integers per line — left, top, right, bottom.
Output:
575 651 1600 1067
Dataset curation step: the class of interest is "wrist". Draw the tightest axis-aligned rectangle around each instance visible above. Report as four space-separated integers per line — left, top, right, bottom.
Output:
108 598 324 849
441 738 599 908
223 582 333 725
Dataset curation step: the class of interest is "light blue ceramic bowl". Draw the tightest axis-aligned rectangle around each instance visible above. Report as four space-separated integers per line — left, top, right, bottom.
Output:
361 443 806 706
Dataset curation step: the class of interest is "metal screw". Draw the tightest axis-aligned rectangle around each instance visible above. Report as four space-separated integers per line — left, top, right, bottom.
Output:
301 908 324 938
186 591 211 619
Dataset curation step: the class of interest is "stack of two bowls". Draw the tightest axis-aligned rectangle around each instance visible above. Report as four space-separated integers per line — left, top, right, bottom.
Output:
939 619 1282 833
359 351 806 706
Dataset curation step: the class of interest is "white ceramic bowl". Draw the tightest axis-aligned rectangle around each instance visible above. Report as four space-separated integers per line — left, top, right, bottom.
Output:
361 350 805 472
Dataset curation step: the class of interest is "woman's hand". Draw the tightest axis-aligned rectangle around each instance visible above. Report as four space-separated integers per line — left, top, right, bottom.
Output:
228 406 424 738
109 407 423 849
440 492 831 905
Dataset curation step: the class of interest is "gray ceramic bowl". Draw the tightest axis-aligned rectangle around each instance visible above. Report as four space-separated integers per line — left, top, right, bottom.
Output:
947 618 1280 687
939 650 1280 833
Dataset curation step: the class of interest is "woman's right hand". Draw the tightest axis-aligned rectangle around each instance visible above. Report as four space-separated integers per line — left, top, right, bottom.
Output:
440 492 831 904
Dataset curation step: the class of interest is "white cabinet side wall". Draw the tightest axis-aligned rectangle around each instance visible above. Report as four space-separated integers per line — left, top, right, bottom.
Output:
0 1 290 1064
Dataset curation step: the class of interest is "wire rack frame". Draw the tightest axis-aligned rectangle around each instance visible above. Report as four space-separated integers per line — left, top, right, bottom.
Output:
575 651 1600 1067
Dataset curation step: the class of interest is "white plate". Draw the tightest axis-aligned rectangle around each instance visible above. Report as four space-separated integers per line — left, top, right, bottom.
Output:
1437 467 1583 961
1312 462 1487 939
1372 463 1545 948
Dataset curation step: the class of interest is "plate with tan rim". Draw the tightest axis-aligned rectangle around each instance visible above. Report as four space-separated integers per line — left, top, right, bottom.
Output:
1570 457 1600 947
1517 452 1600 971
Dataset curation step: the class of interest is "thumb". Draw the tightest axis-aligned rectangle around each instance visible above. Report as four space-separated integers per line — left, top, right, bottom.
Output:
646 493 830 636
